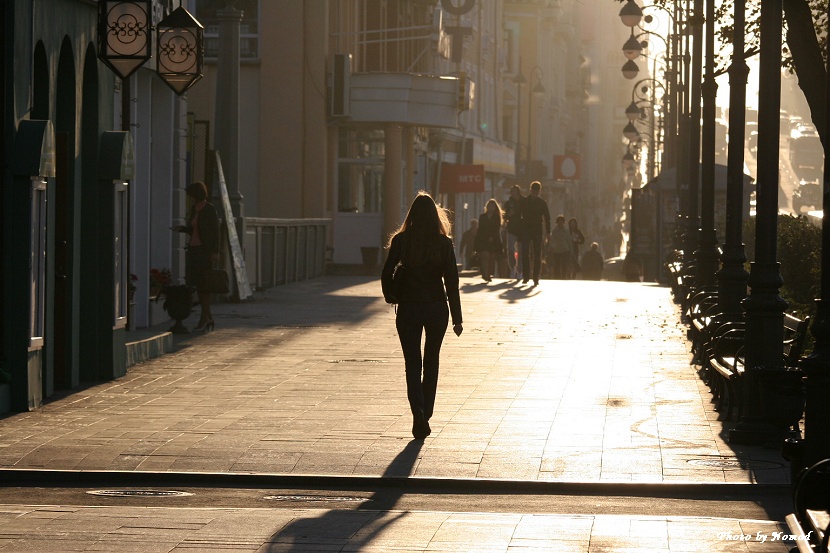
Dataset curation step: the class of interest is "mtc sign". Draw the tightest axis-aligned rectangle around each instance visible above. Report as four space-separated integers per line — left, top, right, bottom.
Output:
440 164 485 194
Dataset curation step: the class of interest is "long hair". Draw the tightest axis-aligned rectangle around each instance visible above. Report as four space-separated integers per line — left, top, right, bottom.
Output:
387 192 452 266
484 198 503 225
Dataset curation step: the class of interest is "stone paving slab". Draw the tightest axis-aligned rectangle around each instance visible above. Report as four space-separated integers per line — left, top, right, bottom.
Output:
0 504 797 552
0 277 790 484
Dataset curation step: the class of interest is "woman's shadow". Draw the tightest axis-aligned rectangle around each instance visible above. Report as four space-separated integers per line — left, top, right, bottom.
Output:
260 440 425 551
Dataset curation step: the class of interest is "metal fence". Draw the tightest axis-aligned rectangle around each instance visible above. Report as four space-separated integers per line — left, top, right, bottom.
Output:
243 218 331 290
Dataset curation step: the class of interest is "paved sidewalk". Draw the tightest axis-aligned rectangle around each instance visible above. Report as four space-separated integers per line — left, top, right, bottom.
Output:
0 276 801 552
0 504 795 552
0 276 788 484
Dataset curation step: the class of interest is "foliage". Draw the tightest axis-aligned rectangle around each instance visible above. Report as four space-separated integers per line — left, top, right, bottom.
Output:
149 268 173 290
743 214 821 318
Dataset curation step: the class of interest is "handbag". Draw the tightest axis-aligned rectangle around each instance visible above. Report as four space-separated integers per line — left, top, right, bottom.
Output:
203 268 230 294
390 263 407 303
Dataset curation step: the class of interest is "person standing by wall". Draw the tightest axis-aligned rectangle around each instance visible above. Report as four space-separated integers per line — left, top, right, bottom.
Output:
381 193 463 440
520 181 551 286
174 182 220 331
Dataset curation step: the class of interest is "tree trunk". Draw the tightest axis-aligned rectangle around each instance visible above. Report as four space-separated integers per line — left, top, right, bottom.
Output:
783 0 826 144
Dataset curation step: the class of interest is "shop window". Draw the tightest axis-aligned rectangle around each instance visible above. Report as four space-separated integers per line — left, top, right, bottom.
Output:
337 128 385 213
29 178 47 349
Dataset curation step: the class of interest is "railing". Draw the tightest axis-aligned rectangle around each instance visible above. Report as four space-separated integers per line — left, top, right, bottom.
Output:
243 218 331 290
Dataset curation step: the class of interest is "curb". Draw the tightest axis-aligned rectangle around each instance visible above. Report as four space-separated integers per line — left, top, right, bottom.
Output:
0 468 790 499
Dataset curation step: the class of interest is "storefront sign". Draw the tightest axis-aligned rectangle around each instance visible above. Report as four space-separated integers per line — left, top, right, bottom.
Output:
554 154 581 181
440 164 485 194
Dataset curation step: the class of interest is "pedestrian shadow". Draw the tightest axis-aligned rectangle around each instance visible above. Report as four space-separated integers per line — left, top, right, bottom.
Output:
260 440 424 552
498 284 540 303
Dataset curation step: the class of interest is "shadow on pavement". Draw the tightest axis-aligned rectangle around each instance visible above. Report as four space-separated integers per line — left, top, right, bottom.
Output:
261 440 424 551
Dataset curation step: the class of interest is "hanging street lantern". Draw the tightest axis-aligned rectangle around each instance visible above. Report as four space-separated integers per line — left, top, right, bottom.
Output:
623 122 641 142
622 59 639 80
97 0 152 80
619 0 643 28
622 34 643 60
156 6 205 95
625 102 642 122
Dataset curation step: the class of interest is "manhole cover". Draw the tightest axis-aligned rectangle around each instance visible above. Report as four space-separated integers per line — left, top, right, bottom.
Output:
264 495 368 503
687 458 784 469
86 490 193 497
327 359 386 364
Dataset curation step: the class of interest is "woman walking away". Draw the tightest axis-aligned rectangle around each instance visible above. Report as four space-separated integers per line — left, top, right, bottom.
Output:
474 198 504 282
382 193 463 440
174 181 220 331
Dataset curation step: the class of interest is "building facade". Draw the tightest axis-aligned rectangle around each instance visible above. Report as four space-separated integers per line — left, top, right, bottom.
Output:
1 0 192 412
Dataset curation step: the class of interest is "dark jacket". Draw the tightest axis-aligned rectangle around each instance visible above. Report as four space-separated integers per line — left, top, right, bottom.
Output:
474 212 502 253
381 232 462 325
504 196 525 238
521 195 551 235
184 201 220 254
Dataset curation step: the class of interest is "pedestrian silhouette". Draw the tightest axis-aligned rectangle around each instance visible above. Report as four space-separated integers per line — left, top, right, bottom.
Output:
381 193 463 440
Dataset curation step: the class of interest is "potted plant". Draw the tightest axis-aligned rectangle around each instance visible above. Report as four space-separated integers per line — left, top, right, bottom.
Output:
157 284 194 334
149 268 172 298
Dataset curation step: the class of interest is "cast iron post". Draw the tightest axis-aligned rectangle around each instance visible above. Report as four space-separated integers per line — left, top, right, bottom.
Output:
696 0 718 287
717 0 749 318
731 0 787 446
797 0 830 468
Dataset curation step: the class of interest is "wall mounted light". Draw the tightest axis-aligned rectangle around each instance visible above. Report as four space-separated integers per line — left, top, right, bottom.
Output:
97 1 204 97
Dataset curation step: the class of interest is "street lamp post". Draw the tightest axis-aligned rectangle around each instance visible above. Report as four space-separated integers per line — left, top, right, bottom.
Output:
514 61 527 176
696 0 719 287
796 0 830 469
730 0 788 446
526 67 545 162
717 0 750 319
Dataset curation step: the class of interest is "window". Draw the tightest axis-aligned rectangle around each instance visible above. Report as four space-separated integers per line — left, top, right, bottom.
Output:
194 0 259 59
337 128 385 213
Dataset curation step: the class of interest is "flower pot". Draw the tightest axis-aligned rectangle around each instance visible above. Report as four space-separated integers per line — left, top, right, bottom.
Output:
161 285 194 334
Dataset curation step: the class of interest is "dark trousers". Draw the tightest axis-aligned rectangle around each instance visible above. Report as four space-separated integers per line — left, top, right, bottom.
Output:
396 301 449 420
551 252 570 279
522 231 544 281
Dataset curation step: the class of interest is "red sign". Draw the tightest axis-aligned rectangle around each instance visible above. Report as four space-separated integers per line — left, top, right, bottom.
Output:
440 164 485 194
554 154 581 181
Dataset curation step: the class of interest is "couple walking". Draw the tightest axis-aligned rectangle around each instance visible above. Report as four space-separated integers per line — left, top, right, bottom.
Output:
505 180 551 286
472 180 552 285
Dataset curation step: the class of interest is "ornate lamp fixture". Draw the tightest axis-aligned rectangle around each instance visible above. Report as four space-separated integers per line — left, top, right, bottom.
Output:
622 59 639 80
97 1 204 96
622 33 643 60
625 102 642 122
619 0 643 28
156 6 205 95
97 0 152 80
623 122 641 142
